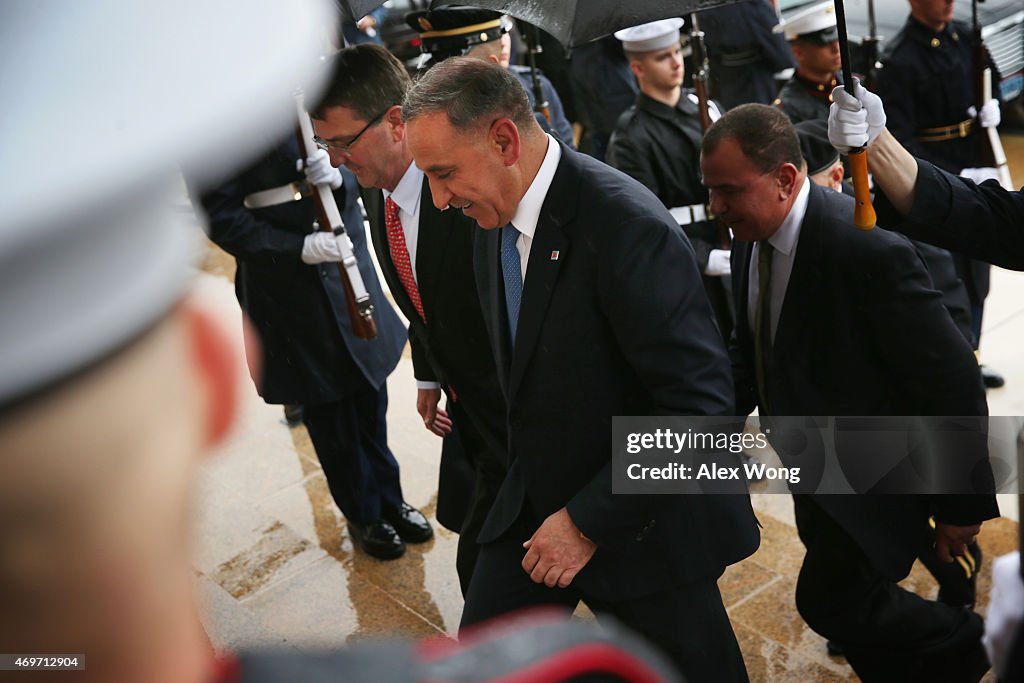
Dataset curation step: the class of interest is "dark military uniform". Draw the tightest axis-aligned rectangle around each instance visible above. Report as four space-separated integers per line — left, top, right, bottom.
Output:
701 0 795 111
775 71 841 124
876 16 1001 360
607 91 734 340
509 64 576 148
566 35 638 161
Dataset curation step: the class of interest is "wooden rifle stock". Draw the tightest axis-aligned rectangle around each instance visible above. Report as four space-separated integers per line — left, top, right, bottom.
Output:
689 13 729 249
293 112 377 340
524 23 553 126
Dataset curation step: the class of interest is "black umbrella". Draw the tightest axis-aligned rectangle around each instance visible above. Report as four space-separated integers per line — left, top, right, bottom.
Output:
336 0 387 24
430 0 744 48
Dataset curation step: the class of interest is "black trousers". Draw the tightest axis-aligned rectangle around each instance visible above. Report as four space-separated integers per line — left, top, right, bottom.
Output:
301 382 404 524
460 523 749 683
792 496 989 682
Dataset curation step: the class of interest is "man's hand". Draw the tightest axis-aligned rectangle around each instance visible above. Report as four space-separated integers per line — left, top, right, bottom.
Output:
301 148 343 190
829 78 886 154
522 508 597 588
968 98 1001 129
934 521 982 563
301 232 346 264
416 388 452 437
705 249 731 277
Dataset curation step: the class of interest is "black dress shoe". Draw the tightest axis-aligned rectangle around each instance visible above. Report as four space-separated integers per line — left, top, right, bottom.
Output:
347 519 405 560
382 502 433 543
282 404 304 427
981 365 1005 389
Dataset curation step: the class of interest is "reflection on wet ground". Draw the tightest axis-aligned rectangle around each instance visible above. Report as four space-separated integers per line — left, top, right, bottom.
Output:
193 137 1024 680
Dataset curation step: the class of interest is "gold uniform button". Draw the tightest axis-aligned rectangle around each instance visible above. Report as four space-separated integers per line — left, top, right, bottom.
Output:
931 37 941 48
817 83 825 91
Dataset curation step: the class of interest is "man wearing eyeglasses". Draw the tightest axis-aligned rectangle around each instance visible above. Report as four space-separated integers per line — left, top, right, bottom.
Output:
310 43 509 595
195 98 431 561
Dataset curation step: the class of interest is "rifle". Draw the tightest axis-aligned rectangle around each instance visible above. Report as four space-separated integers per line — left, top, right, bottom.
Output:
972 0 998 169
689 13 730 250
861 0 880 91
523 23 553 125
294 91 377 339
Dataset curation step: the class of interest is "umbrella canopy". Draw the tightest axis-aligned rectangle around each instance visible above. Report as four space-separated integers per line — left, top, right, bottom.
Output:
432 0 744 47
336 0 387 23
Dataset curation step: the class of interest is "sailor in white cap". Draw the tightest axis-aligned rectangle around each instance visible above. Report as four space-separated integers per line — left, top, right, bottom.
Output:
0 0 345 680
772 0 844 124
608 18 735 339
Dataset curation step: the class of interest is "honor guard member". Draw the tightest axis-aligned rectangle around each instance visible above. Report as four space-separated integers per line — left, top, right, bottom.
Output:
875 0 1005 388
701 0 796 111
773 1 844 124
195 108 432 560
407 5 575 147
608 19 735 341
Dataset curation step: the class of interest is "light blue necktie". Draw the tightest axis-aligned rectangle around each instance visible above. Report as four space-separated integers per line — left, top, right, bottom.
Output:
501 224 523 346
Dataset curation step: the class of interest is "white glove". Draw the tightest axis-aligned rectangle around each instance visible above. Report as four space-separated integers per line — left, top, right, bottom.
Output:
301 232 344 264
300 148 343 189
828 77 886 154
705 249 731 277
960 167 1001 184
983 553 1024 679
970 98 1001 128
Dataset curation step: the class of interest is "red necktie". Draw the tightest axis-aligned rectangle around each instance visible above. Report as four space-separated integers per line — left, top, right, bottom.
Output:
385 196 425 322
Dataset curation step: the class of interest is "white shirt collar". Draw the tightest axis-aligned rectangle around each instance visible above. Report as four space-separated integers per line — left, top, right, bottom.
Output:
510 134 561 239
382 161 423 215
767 177 810 255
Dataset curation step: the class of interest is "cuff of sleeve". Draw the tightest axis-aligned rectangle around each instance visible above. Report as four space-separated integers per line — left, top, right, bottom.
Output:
416 380 441 390
906 159 956 224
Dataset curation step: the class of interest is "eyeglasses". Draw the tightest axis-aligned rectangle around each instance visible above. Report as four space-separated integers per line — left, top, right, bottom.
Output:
313 109 387 154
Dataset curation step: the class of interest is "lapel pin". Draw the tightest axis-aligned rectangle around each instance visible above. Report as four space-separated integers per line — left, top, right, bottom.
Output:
550 250 560 261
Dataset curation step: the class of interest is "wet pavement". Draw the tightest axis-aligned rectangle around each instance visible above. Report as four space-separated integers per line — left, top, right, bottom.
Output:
191 138 1024 681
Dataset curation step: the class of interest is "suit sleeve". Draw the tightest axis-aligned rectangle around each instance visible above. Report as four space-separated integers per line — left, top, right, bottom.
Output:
858 235 998 525
876 159 1024 271
409 328 437 384
566 214 736 547
199 177 306 265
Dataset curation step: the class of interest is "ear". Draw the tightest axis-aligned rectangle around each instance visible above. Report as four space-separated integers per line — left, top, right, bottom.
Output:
776 162 800 198
629 59 643 82
830 161 845 189
490 118 522 167
180 298 240 448
486 53 501 65
385 105 405 142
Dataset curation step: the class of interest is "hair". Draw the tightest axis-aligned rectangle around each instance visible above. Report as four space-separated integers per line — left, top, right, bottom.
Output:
401 57 536 132
701 103 805 173
311 44 411 121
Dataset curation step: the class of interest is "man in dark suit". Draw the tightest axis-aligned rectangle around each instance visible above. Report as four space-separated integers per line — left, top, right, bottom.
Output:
402 57 760 683
310 44 507 593
198 132 432 561
701 103 998 682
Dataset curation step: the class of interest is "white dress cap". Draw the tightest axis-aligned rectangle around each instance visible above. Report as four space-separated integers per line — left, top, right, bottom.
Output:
773 1 839 43
614 18 684 53
0 0 336 405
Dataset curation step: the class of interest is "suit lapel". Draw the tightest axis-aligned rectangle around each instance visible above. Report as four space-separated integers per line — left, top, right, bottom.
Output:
415 180 455 320
366 188 426 338
506 146 577 401
772 183 825 362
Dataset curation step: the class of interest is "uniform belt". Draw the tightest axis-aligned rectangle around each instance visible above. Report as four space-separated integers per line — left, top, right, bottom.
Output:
916 118 974 142
669 203 708 226
242 181 312 209
715 49 760 68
